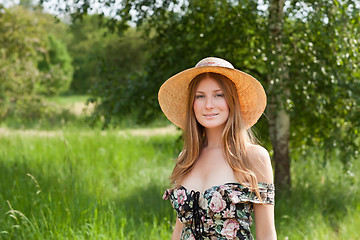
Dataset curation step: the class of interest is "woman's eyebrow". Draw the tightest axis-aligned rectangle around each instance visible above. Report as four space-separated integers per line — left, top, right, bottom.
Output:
196 89 222 93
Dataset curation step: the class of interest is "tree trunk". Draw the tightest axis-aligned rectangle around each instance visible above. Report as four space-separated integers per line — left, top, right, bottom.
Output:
267 0 291 190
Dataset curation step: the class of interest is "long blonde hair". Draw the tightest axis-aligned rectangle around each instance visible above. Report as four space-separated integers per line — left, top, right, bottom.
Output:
169 72 261 198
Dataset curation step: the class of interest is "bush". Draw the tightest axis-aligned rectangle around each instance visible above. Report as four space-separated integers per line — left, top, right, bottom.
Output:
37 35 74 95
4 95 79 129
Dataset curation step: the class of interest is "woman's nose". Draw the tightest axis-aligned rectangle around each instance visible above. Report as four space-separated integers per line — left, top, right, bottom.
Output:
205 98 214 109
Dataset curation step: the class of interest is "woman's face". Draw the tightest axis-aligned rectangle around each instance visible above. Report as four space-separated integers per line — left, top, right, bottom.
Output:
193 76 229 130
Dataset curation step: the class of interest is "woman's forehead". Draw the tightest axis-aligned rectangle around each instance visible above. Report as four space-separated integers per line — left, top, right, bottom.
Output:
195 77 223 91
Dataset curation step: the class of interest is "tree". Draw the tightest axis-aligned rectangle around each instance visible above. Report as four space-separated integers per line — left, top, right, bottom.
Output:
64 14 145 94
267 0 291 188
38 34 74 95
66 14 108 93
40 0 360 190
0 5 46 120
266 0 360 188
0 5 74 122
84 25 148 126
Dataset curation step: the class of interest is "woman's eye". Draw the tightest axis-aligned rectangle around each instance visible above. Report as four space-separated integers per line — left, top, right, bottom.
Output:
215 94 224 98
195 95 205 99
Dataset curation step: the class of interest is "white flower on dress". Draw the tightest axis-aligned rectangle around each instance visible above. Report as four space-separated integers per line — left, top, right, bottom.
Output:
209 191 226 212
206 218 214 226
228 191 240 204
176 189 187 205
199 194 208 209
220 219 240 239
223 208 235 218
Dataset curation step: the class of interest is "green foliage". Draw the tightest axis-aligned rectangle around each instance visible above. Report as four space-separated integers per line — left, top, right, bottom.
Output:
37 35 74 95
66 15 147 95
38 10 72 45
0 5 45 121
0 6 46 60
0 5 75 124
67 16 149 125
66 14 107 93
281 1 360 164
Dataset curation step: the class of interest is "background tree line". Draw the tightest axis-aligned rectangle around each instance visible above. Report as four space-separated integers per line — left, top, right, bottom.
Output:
2 0 360 190
0 2 146 126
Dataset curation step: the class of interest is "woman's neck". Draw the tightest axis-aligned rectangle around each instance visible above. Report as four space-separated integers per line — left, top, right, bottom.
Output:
204 125 225 148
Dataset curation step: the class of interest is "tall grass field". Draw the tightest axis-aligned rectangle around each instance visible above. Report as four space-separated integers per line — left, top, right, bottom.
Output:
0 128 359 239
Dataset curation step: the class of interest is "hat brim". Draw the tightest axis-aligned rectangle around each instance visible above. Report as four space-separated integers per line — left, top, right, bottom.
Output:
158 66 266 129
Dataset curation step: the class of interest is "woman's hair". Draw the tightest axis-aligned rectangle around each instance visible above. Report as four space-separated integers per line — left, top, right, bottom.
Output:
169 72 261 198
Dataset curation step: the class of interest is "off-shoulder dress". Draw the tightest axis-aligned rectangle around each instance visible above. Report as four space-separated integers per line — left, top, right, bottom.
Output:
163 182 275 240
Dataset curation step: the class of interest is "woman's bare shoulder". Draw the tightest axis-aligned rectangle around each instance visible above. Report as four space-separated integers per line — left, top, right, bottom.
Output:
246 144 274 183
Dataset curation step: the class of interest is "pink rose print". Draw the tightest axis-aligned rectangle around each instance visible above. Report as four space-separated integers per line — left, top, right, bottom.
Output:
176 189 187 205
220 219 240 239
228 191 240 204
209 191 226 212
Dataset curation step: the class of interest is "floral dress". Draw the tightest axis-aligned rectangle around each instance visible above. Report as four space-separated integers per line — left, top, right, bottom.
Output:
163 182 275 240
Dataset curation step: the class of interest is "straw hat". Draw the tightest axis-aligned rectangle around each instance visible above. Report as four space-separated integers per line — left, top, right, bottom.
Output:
158 57 266 129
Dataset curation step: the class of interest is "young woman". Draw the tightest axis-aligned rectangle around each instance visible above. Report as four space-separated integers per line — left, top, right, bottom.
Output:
158 57 276 240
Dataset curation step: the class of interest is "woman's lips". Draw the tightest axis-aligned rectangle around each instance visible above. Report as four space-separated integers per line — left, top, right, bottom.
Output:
203 113 219 118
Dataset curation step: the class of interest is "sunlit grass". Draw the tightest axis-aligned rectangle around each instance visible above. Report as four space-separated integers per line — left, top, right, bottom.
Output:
275 150 360 240
0 130 180 239
46 94 91 106
0 127 359 239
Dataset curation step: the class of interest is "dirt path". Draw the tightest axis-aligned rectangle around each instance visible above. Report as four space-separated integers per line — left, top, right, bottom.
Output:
66 102 95 116
0 125 179 138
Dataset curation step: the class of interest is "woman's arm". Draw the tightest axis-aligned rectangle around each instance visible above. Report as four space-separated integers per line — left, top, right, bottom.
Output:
254 204 277 240
171 218 183 240
247 144 277 239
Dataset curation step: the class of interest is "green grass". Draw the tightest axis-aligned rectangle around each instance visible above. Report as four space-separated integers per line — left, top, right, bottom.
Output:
0 127 359 239
0 130 181 239
1 94 171 131
46 94 91 106
276 150 360 240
